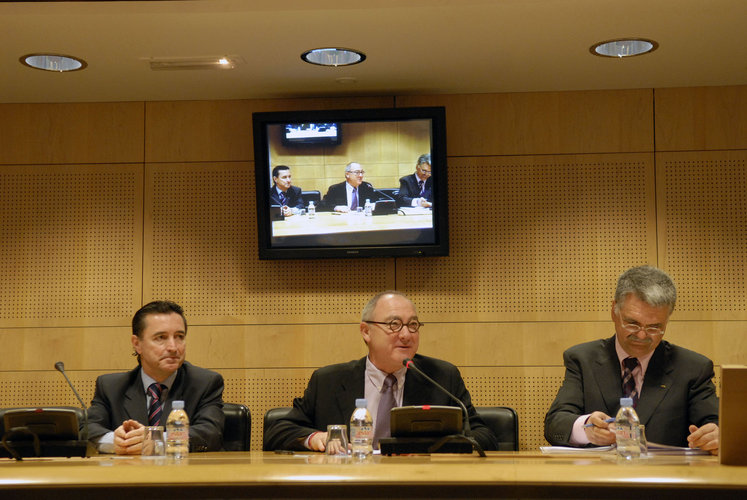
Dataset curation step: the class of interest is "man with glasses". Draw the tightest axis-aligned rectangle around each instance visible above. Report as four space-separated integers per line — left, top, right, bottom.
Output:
320 162 382 212
396 153 433 208
544 266 720 452
263 290 498 452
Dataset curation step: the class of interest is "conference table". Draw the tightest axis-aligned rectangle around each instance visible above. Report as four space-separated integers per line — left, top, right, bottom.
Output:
271 210 434 246
1 451 745 499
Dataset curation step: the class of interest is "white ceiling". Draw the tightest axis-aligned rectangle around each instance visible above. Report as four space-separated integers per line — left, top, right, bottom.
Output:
2 0 746 104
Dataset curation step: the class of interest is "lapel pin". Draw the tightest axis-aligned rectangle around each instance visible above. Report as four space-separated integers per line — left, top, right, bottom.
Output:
660 384 666 388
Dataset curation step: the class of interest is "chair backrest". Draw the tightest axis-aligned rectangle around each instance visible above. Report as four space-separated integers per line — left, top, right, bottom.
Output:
302 190 321 205
222 402 251 451
475 406 519 451
262 407 293 451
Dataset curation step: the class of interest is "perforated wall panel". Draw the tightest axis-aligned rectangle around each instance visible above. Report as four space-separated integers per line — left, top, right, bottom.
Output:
0 165 142 324
658 151 747 317
144 163 392 321
400 154 656 320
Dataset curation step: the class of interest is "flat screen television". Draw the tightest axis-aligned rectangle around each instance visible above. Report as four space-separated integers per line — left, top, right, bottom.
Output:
253 106 448 259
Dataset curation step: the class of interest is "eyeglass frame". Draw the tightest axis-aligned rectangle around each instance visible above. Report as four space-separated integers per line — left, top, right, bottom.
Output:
347 170 365 176
621 321 665 336
364 319 423 333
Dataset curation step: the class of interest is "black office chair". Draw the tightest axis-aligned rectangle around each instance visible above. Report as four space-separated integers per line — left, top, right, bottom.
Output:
262 407 293 451
222 402 251 451
301 190 321 205
475 406 519 451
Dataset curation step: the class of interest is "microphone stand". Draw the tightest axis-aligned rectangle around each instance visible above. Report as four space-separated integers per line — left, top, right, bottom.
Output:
403 358 486 457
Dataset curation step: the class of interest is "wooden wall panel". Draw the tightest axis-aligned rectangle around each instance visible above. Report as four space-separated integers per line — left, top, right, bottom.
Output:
142 162 394 324
145 97 393 163
657 150 747 320
397 90 653 156
0 164 143 327
0 102 144 165
655 86 747 151
398 153 657 322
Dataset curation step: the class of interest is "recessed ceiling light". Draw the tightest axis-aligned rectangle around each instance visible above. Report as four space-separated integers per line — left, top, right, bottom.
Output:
590 38 659 58
301 48 366 67
20 53 87 72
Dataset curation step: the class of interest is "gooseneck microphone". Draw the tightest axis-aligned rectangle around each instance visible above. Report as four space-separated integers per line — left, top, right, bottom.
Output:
403 357 485 457
54 361 89 441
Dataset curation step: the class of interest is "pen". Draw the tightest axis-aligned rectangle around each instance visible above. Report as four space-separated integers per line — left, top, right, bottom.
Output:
583 417 615 428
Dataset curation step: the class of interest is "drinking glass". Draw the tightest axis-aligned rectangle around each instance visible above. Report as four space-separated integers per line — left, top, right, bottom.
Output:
325 424 349 456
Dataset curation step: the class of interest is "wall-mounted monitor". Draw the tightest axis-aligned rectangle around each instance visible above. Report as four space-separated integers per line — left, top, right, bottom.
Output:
253 106 448 260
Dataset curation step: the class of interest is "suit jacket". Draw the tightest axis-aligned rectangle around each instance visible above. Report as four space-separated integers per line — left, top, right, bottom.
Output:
263 354 498 451
396 174 433 207
269 185 305 209
87 361 225 452
320 181 382 211
544 336 719 447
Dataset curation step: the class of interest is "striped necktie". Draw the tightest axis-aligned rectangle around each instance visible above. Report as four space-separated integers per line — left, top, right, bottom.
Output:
622 357 639 406
148 383 166 426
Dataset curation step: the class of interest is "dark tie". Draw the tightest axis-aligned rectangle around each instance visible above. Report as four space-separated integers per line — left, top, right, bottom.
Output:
418 180 424 195
622 357 639 407
148 383 166 426
351 188 358 210
279 191 286 205
373 374 396 448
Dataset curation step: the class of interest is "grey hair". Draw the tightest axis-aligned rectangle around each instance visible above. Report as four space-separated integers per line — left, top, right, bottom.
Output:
361 290 416 322
345 162 361 173
417 154 431 166
614 265 677 314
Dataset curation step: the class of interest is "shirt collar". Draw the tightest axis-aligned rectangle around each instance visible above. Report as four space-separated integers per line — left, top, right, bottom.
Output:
140 367 178 393
365 356 407 392
614 335 655 373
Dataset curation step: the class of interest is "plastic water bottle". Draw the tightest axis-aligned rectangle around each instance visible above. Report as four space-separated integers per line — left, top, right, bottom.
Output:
615 397 641 462
166 400 189 460
364 199 373 216
307 200 316 218
350 398 373 459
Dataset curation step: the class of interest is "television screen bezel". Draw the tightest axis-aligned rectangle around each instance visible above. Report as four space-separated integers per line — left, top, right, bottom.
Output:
253 106 449 260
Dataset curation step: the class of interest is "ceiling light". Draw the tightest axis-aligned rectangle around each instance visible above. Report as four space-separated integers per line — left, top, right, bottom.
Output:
148 56 238 71
590 39 658 58
301 48 366 67
20 54 87 72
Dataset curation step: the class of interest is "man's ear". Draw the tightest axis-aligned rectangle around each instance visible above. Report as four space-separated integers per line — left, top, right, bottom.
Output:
360 322 370 345
131 334 141 354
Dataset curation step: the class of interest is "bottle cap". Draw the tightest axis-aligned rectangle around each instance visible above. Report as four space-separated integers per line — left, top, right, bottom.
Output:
619 397 633 407
172 400 185 409
355 398 368 408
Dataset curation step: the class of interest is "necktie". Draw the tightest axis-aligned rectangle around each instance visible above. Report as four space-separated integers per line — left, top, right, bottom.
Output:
622 357 639 407
373 374 396 448
418 180 424 195
279 191 286 205
148 383 166 426
351 188 358 210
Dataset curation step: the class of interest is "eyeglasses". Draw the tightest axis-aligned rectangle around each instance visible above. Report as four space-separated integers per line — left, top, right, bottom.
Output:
348 170 365 175
622 322 665 336
365 319 423 333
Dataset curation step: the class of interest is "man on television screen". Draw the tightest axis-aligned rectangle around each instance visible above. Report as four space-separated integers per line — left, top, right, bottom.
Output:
321 162 383 212
396 153 433 208
269 165 305 217
263 290 498 452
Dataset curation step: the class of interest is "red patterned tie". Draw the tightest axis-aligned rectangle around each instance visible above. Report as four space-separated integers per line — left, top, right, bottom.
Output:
622 357 639 407
148 383 166 426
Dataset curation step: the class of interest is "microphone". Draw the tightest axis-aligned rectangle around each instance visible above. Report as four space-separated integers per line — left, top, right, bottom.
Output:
54 361 89 441
403 357 485 456
402 358 471 435
371 187 394 201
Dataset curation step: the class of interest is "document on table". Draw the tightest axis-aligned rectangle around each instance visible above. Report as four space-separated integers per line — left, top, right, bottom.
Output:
540 445 614 454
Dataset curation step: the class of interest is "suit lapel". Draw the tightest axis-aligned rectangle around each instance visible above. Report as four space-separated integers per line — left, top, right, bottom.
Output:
635 342 672 425
123 369 148 424
593 338 625 414
336 358 365 421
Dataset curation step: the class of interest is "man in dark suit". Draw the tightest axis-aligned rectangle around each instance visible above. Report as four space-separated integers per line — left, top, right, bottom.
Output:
264 291 497 452
320 162 382 212
544 266 719 453
396 153 433 208
87 300 224 454
269 165 305 217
